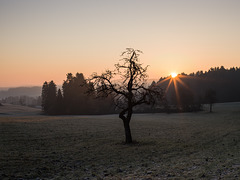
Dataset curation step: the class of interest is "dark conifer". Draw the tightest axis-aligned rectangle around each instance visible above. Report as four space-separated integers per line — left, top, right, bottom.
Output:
41 81 49 113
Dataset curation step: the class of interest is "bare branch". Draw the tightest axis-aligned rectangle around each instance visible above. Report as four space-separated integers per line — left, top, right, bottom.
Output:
88 48 163 119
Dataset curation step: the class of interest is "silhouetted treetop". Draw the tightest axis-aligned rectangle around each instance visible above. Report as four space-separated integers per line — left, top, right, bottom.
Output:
41 81 57 114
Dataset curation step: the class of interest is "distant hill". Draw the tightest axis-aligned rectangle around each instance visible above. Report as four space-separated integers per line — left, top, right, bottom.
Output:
0 103 41 116
0 86 42 99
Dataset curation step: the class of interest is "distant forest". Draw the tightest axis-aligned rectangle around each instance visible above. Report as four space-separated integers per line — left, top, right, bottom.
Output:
41 73 115 115
156 66 240 107
41 66 240 115
0 87 41 107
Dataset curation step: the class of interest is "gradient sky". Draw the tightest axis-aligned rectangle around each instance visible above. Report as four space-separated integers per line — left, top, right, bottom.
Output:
1 0 240 87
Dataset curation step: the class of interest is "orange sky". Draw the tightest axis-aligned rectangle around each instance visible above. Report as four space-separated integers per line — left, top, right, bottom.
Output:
1 0 240 87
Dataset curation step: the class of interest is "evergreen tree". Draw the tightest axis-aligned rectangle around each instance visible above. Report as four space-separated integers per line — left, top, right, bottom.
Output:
41 81 49 113
41 81 57 114
55 89 64 114
48 81 57 114
62 73 91 114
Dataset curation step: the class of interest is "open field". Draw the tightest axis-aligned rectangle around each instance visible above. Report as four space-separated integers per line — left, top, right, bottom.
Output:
0 103 240 179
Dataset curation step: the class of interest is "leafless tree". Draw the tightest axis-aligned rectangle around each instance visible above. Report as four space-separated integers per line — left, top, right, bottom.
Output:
89 48 163 143
205 89 216 112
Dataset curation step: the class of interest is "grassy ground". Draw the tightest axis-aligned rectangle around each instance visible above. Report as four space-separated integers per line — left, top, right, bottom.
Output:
0 103 240 179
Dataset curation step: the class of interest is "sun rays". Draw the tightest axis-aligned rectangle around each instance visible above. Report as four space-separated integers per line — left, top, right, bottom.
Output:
156 73 197 106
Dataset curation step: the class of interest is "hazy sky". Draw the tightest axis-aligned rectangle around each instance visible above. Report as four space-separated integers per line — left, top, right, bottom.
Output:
1 0 240 87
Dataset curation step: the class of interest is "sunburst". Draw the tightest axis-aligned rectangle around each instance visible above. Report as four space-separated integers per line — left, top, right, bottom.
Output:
171 72 177 78
156 73 196 106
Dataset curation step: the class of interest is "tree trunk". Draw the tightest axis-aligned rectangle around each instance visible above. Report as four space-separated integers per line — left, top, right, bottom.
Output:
123 120 132 144
210 103 212 112
119 107 133 144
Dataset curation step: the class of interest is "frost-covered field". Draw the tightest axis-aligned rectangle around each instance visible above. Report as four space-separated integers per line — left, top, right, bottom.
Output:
0 103 240 179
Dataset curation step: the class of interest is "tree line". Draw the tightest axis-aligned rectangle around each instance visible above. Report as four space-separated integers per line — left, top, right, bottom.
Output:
0 96 41 107
156 66 240 112
42 66 240 115
41 73 115 115
42 59 240 115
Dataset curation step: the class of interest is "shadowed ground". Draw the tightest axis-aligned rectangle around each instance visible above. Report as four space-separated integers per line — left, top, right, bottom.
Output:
0 103 240 179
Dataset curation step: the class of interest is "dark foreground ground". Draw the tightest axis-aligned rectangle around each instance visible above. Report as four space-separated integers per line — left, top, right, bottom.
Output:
0 103 240 179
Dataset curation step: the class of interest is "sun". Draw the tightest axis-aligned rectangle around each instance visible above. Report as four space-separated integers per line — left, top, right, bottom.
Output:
171 72 177 78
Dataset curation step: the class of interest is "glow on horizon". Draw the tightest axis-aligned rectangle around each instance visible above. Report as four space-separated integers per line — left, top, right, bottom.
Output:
1 0 240 87
171 72 178 78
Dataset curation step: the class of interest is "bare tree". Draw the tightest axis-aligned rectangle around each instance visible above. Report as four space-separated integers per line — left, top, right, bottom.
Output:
205 88 216 112
89 48 163 143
